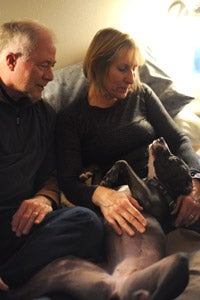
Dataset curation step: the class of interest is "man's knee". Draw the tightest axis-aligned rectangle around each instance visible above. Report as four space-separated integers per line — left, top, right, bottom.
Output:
62 206 104 257
63 206 104 240
47 206 104 244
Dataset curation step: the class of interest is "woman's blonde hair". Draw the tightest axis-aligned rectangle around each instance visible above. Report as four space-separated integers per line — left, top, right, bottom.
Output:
83 28 145 93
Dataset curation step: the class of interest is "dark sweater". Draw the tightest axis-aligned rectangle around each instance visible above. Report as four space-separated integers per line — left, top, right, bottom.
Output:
56 83 200 209
0 86 57 208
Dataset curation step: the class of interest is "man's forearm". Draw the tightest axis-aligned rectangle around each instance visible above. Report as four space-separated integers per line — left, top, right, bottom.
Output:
36 175 61 209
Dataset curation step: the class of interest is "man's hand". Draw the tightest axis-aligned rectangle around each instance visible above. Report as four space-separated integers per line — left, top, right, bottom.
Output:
11 195 53 237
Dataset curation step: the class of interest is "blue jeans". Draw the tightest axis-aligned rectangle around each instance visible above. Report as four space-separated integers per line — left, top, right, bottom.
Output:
0 206 104 288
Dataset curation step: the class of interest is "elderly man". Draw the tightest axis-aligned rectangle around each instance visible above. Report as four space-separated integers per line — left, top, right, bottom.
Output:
0 20 104 292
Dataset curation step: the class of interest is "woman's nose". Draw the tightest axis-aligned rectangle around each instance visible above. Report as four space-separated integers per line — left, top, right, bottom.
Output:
125 69 135 84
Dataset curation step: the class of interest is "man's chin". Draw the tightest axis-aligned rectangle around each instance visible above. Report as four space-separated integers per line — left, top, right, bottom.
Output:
28 93 42 102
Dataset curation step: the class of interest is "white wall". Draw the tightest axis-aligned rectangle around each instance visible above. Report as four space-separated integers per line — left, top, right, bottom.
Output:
0 0 173 69
1 0 200 93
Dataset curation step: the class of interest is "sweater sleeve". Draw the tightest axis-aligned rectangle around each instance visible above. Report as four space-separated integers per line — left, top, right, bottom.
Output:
143 85 200 173
35 101 61 209
35 173 60 209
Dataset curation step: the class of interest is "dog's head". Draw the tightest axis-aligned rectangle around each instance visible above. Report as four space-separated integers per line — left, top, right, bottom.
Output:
148 137 193 199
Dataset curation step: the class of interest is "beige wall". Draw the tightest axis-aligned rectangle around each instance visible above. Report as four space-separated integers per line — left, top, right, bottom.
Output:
0 0 172 69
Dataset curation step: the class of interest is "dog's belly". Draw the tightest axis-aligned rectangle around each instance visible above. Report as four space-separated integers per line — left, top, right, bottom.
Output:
105 212 166 275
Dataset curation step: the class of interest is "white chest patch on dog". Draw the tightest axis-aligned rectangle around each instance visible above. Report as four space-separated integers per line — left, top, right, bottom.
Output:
147 145 157 179
118 184 131 195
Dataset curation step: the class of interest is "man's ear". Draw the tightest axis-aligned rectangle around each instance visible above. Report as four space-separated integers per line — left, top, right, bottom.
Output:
6 53 18 71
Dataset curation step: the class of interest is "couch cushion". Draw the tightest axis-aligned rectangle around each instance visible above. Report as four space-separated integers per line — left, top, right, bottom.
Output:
43 48 193 117
43 62 88 112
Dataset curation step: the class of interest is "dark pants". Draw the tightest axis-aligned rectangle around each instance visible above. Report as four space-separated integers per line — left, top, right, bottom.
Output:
0 206 104 288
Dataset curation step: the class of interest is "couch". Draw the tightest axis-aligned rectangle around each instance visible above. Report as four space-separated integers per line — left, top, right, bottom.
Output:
42 47 200 299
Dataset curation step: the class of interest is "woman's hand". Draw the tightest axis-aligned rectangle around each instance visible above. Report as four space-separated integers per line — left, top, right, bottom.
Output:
11 195 53 237
92 186 147 236
171 179 200 227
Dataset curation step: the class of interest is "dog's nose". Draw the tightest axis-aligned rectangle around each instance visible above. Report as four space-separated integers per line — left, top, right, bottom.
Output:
157 137 165 144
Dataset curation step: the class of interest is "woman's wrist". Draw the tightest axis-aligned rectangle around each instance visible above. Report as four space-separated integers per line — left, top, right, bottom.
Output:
92 185 114 207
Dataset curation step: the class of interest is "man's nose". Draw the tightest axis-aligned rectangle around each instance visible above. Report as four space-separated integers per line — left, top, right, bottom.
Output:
44 67 54 82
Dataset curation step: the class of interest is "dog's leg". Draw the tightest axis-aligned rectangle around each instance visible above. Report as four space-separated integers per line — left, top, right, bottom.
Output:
101 160 156 215
103 214 166 299
118 252 189 300
104 216 188 299
6 257 114 300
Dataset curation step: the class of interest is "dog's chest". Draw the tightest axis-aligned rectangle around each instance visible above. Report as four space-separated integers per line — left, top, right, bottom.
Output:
147 149 156 180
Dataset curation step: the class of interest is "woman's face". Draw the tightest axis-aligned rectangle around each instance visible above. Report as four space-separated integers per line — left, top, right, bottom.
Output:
104 47 137 99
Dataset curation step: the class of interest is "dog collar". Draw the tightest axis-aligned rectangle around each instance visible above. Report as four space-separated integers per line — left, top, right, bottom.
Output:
146 177 176 210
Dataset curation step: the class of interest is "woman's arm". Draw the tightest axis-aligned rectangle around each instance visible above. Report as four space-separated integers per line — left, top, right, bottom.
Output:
56 108 98 209
144 85 200 172
144 85 200 226
56 107 147 235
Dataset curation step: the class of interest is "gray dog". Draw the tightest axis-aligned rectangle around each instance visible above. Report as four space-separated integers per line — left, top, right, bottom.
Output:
4 138 192 300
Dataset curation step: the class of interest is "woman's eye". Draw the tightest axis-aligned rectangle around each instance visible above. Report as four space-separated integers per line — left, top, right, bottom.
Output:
118 66 136 74
118 66 127 72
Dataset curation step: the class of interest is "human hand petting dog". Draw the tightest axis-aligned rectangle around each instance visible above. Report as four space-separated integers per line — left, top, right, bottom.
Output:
11 195 53 237
92 186 147 236
172 179 200 227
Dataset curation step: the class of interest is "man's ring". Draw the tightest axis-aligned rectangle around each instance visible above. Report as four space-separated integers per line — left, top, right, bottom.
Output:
189 214 194 220
33 211 39 217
